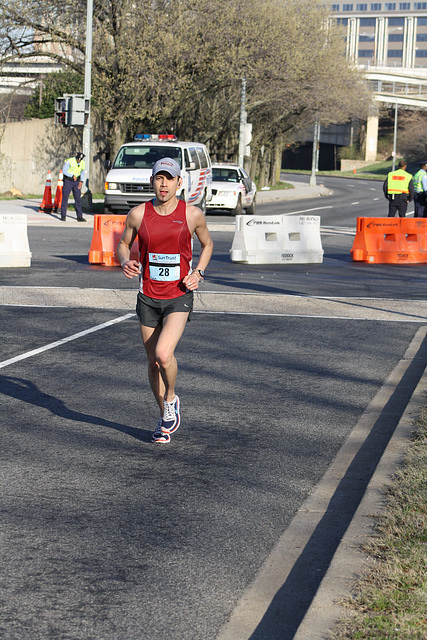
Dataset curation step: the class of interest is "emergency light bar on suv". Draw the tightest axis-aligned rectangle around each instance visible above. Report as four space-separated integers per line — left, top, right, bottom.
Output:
134 134 177 142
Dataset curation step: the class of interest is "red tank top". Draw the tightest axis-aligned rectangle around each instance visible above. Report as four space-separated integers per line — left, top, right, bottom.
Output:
137 199 192 299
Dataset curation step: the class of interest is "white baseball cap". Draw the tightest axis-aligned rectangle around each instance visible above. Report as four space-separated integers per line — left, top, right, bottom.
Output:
152 157 181 178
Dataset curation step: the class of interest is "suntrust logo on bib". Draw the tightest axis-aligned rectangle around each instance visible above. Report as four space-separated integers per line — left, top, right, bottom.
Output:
149 253 179 263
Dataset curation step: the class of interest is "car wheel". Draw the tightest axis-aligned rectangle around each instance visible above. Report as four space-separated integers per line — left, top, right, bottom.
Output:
199 191 207 215
245 196 256 215
230 195 242 216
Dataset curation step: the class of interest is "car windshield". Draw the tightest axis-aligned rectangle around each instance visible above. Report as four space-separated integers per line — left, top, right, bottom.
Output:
113 146 183 169
212 168 239 183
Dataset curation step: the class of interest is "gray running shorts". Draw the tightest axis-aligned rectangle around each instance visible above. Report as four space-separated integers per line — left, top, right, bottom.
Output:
136 291 194 327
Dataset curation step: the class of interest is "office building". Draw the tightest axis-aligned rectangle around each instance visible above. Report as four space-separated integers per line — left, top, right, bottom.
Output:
330 2 427 67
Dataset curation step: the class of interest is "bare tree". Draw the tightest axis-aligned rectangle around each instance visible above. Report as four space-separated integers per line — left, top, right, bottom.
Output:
1 0 372 178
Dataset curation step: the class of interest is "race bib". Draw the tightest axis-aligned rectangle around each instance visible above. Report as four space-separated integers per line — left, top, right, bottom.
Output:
148 253 180 281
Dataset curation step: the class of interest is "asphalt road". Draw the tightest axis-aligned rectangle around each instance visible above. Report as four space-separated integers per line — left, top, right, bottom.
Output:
1 183 427 640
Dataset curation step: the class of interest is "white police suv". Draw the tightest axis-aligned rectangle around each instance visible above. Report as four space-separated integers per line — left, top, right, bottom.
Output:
207 163 257 216
104 135 212 214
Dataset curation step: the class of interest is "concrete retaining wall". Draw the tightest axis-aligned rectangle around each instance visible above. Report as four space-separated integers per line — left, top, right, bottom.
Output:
0 118 107 195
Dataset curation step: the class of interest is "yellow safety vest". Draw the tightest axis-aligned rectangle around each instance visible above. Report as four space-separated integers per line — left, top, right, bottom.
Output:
413 169 426 193
387 169 411 194
67 157 86 178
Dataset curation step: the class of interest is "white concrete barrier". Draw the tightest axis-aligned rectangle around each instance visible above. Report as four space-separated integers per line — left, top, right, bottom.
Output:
0 214 32 267
230 214 324 264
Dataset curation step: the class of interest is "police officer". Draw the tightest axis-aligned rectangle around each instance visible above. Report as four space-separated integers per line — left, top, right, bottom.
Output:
60 152 87 222
383 159 414 218
413 161 427 218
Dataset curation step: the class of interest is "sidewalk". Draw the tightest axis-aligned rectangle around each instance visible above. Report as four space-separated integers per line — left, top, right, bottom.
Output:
0 179 332 227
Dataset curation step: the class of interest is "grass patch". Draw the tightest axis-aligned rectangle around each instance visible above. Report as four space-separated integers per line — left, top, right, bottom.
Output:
332 407 427 640
282 162 391 181
261 181 294 191
0 194 41 201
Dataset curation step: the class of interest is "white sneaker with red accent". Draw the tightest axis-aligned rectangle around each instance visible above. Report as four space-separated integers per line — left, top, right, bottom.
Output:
152 417 171 443
162 395 180 434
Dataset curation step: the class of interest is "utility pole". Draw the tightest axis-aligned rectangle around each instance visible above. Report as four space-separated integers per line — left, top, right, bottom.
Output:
310 119 319 186
238 76 246 168
392 100 398 172
82 0 93 206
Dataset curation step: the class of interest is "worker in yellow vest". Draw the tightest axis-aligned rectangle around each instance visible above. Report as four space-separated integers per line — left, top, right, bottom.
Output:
383 159 414 218
413 161 427 218
60 152 87 222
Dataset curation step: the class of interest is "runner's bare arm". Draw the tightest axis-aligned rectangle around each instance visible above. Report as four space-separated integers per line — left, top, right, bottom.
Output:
183 205 214 290
117 206 144 278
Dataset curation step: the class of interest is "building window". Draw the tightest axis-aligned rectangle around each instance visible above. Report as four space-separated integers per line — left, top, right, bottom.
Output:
370 3 382 8
389 33 404 41
389 17 405 25
337 17 349 24
357 3 368 8
359 49 375 56
419 17 427 24
416 49 427 56
360 17 376 25
342 4 354 9
414 2 427 7
417 34 427 41
399 2 410 7
385 2 396 6
360 35 375 41
388 49 403 56
331 4 340 9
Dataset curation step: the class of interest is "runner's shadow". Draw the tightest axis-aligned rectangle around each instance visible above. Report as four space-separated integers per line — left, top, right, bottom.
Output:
1 375 152 443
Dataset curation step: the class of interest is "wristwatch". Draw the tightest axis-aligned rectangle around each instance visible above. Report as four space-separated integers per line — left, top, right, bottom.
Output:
193 269 204 277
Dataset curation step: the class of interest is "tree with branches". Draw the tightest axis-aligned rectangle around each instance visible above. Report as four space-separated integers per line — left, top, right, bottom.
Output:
0 0 372 182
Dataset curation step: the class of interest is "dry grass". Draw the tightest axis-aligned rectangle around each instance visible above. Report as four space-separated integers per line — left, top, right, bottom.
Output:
332 407 427 640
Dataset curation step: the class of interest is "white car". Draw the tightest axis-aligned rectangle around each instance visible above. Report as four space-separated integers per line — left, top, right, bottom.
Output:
207 163 256 215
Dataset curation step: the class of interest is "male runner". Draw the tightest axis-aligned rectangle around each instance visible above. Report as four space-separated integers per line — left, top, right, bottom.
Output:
117 157 213 443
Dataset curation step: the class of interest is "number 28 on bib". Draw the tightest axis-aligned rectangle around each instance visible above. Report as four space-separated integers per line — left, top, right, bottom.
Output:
148 253 181 281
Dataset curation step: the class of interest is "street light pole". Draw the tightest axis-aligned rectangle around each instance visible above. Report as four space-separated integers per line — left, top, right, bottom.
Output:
392 100 398 172
82 0 93 199
310 119 319 186
238 76 246 168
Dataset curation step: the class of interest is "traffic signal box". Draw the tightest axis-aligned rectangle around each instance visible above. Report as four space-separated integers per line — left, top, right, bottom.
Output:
54 94 89 127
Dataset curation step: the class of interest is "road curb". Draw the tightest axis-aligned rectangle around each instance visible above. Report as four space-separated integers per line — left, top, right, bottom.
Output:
293 326 427 640
216 326 427 640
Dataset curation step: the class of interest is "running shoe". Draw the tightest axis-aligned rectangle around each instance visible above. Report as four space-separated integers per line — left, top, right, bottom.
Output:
162 395 180 434
152 418 170 443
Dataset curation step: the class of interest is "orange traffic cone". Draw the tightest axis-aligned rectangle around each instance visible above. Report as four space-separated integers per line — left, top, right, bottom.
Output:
38 170 53 213
53 171 63 213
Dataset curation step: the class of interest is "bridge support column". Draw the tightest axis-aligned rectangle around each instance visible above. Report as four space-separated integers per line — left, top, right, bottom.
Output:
365 111 379 163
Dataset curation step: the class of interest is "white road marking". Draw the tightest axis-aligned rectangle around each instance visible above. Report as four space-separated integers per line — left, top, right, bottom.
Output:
0 313 134 369
282 206 333 216
193 310 426 323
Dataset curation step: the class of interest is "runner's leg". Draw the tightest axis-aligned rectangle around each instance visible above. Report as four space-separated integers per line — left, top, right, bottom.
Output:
155 312 189 402
140 323 164 414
